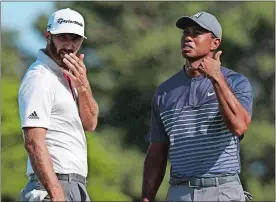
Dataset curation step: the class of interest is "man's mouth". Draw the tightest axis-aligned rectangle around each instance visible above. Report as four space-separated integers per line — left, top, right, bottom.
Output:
60 51 73 56
60 51 66 57
182 44 193 49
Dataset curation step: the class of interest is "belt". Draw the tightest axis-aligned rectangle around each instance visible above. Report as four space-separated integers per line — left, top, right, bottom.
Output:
29 173 86 185
175 175 240 187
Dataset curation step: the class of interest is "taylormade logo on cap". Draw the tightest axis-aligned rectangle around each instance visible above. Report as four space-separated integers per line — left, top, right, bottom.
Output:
56 18 83 27
47 8 87 39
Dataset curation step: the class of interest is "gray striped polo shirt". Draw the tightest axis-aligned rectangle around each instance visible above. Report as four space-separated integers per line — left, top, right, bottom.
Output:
147 66 253 184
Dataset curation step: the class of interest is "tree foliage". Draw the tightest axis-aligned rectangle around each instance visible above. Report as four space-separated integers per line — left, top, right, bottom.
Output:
2 1 275 201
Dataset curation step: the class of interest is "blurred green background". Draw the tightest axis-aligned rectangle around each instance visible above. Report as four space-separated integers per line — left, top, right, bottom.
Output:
1 1 275 201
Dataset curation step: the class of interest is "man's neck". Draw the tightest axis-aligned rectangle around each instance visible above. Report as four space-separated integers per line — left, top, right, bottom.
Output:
184 52 214 78
184 59 204 78
44 47 64 69
44 48 55 63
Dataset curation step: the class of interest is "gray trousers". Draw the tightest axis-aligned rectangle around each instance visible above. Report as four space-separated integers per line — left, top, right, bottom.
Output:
21 177 90 201
166 181 246 201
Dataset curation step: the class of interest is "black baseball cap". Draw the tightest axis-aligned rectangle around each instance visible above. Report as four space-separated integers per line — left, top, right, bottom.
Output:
176 11 222 39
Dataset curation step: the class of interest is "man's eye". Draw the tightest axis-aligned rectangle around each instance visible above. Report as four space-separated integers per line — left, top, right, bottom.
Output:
195 31 203 35
183 30 188 35
73 36 81 41
59 35 66 40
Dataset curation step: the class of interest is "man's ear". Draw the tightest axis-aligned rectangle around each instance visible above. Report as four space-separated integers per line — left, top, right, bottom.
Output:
211 38 221 51
44 31 51 44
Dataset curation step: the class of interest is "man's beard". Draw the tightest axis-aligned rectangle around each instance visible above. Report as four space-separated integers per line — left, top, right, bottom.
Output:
49 39 75 69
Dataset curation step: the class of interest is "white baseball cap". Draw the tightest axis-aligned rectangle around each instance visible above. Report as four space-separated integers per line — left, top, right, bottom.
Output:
47 8 87 39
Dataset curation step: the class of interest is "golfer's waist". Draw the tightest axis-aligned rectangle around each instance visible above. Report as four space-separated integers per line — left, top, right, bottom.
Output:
170 174 240 187
29 173 87 185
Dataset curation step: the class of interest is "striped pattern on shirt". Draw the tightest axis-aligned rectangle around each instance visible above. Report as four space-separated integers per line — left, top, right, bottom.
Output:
160 102 240 182
147 67 252 184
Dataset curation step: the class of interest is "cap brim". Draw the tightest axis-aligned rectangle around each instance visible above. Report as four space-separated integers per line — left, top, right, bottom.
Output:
50 30 87 39
176 16 212 33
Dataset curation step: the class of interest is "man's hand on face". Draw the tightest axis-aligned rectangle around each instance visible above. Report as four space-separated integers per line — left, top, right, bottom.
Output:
198 50 224 82
62 53 90 92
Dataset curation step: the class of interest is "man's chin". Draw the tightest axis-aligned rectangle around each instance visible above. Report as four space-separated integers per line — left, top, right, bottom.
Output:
55 54 66 65
182 53 204 62
53 57 65 68
182 53 194 60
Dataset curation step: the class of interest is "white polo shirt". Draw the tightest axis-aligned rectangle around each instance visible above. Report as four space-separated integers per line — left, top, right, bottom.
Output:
18 49 88 177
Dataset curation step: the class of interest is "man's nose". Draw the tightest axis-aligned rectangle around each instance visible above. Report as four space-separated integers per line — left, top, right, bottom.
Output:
184 35 193 42
63 41 74 50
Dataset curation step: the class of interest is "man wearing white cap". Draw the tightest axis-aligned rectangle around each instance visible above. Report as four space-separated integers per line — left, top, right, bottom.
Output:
19 8 98 201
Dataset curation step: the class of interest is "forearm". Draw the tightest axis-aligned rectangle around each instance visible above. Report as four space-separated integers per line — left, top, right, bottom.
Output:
77 85 99 131
25 141 63 198
212 76 250 135
142 153 167 201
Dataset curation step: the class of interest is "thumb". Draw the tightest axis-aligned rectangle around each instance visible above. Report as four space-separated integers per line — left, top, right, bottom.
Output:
215 51 222 61
79 54 85 61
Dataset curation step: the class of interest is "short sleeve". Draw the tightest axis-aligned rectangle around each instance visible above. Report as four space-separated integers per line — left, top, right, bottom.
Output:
232 75 253 116
146 92 169 144
18 74 54 129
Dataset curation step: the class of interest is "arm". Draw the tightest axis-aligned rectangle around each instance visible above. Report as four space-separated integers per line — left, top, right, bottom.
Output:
199 51 252 136
142 91 169 201
77 85 99 131
18 71 64 200
211 76 251 136
23 127 65 201
142 143 169 202
63 53 99 132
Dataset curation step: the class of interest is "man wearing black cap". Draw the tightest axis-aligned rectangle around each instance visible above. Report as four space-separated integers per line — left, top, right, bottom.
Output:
141 12 253 201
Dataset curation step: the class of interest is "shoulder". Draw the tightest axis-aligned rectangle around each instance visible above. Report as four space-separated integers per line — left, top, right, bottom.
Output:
150 69 186 108
154 69 185 97
19 61 54 95
221 66 252 88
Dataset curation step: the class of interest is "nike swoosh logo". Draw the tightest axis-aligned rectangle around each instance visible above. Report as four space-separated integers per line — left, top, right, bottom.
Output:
208 92 215 96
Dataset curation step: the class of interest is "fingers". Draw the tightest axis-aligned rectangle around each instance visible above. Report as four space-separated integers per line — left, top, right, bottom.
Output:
63 53 85 75
215 51 222 61
69 53 85 67
198 60 205 73
67 53 86 71
198 60 204 69
79 54 85 61
198 59 209 77
63 57 80 77
75 54 86 71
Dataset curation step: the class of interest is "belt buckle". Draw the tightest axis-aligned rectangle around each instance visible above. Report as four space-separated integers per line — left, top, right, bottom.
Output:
188 180 200 188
